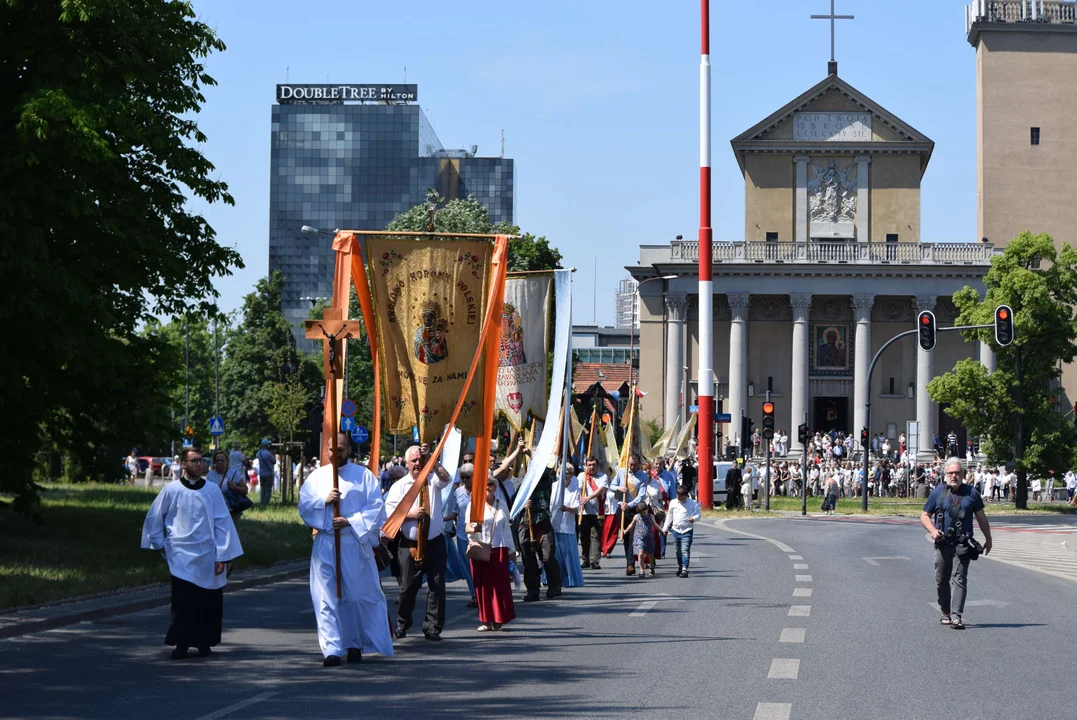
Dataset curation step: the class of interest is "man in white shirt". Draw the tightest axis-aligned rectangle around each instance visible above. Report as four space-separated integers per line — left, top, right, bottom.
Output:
383 443 452 641
578 456 607 570
299 433 393 666
611 453 650 576
1065 470 1077 503
662 485 701 578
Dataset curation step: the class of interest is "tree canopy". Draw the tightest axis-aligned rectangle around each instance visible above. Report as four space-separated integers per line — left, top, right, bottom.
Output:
1 1 239 511
927 231 1077 509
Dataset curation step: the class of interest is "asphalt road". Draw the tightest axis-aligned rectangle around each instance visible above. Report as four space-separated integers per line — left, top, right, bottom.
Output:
3 515 1076 720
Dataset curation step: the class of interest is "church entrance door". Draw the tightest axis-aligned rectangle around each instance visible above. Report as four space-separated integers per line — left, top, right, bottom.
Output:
813 396 850 435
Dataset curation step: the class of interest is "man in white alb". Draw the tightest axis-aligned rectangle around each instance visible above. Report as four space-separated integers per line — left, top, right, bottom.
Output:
299 432 393 667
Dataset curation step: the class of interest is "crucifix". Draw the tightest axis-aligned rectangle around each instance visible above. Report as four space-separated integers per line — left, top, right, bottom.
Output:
305 307 364 598
811 0 854 68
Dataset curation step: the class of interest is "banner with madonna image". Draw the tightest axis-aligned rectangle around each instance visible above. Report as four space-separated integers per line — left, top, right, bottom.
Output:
366 238 493 443
494 274 552 431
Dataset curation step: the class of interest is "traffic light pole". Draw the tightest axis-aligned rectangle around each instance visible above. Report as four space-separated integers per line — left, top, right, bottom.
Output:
764 391 772 512
861 324 994 512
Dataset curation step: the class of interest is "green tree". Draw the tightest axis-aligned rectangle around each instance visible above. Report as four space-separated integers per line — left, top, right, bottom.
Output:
1 1 239 511
220 273 316 452
927 232 1077 509
268 372 309 443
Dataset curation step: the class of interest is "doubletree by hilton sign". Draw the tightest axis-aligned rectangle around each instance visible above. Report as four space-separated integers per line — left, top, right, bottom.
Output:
276 84 418 104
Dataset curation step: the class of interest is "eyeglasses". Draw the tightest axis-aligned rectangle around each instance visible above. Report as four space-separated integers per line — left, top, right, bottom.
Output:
945 471 961 477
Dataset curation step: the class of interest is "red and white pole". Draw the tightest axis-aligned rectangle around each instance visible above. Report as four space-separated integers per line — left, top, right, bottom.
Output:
696 0 714 508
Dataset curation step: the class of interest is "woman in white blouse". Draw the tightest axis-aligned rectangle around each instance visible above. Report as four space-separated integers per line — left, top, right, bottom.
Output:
464 477 517 632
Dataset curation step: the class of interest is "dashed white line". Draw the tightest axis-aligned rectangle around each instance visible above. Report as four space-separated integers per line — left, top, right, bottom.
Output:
795 574 813 582
195 692 278 720
793 563 809 570
630 600 658 617
793 587 813 597
754 702 792 720
788 555 803 560
779 628 806 643
788 605 811 617
767 658 801 679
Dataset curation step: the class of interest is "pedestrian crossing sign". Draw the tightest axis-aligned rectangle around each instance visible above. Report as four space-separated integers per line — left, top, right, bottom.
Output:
209 417 224 436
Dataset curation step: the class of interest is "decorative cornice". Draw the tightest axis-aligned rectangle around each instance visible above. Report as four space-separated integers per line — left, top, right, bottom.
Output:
789 293 813 309
665 292 687 321
914 294 937 313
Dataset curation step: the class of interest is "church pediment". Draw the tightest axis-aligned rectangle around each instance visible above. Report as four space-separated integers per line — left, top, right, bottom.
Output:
731 75 934 175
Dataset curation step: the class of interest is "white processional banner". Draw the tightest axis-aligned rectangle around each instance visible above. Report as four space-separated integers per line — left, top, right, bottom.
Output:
511 270 571 519
495 275 552 431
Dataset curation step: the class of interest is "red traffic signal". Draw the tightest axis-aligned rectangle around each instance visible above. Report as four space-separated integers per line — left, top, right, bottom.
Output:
917 311 936 351
762 401 775 440
994 304 1014 346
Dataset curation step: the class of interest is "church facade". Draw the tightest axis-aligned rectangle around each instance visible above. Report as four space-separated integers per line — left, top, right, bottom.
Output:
633 72 995 458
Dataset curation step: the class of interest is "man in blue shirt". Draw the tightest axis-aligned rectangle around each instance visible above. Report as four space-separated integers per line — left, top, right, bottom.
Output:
920 458 993 630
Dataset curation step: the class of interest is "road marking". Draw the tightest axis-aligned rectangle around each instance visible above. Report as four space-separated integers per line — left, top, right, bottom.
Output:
767 658 800 679
754 702 792 720
711 520 795 553
779 628 806 643
793 587 812 597
862 556 911 566
630 600 658 617
793 563 809 570
795 574 812 582
788 605 811 617
928 600 1009 611
195 692 278 720
788 555 803 560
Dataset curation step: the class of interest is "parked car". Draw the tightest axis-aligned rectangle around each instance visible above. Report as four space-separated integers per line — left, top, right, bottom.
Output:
135 456 153 475
713 461 757 505
154 457 172 476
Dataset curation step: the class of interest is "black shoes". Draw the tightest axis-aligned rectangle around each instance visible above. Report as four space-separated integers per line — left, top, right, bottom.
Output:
677 569 689 578
347 648 362 663
394 625 407 639
580 561 589 569
546 589 563 600
424 631 442 642
591 562 601 569
523 594 541 602
197 646 212 657
171 646 188 660
323 655 343 667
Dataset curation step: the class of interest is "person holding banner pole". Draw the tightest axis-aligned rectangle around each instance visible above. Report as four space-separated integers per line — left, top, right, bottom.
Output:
553 462 584 587
577 457 607 569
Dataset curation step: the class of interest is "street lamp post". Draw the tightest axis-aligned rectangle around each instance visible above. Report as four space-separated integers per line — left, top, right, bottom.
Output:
628 275 677 385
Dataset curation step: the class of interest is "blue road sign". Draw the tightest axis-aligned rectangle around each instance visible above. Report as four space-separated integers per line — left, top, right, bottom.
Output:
412 426 420 443
353 425 369 444
209 417 224 436
689 405 699 414
182 439 194 448
716 413 733 423
341 399 357 418
341 416 355 432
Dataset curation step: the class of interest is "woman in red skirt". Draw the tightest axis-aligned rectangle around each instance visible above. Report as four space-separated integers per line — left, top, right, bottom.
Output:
465 478 517 632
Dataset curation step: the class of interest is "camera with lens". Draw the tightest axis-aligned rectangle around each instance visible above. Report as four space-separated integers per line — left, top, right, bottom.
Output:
934 526 958 547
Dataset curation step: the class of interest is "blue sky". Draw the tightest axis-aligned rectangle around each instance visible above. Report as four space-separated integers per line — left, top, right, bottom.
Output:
190 0 977 325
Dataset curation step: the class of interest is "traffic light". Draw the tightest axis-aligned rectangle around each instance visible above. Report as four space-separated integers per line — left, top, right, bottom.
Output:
740 416 754 447
798 423 809 444
861 427 869 445
917 310 936 351
762 401 775 440
994 304 1014 347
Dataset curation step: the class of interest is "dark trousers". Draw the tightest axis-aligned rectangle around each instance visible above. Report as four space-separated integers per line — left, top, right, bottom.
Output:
396 534 447 635
166 576 223 650
579 514 602 565
622 507 637 567
934 544 972 618
519 520 561 598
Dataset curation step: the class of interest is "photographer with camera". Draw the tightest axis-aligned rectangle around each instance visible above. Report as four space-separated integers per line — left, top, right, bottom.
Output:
919 459 993 630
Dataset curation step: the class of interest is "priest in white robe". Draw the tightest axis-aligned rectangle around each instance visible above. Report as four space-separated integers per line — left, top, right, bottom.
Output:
300 432 394 667
141 447 244 659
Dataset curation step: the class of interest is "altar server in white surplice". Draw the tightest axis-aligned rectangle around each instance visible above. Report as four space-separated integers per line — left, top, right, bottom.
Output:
299 432 394 667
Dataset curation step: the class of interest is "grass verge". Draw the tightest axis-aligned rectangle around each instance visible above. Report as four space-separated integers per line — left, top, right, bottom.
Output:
703 495 1077 519
0 483 310 611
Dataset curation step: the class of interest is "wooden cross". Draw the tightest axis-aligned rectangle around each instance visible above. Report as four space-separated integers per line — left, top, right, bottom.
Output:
304 307 364 598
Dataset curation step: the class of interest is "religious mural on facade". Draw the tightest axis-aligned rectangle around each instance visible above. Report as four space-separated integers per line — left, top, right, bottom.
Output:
811 324 850 374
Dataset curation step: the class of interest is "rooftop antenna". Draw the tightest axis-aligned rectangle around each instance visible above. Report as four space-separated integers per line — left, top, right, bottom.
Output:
593 255 597 324
286 64 289 82
404 63 407 83
500 128 505 158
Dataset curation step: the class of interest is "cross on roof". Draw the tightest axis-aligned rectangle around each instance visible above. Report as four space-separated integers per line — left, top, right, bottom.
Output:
811 0 854 64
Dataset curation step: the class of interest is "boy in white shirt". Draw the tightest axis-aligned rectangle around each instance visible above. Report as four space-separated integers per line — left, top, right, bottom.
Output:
662 485 702 577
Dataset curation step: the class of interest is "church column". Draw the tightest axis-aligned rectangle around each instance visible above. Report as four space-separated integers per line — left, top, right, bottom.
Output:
727 293 751 445
980 340 996 374
852 294 875 447
789 294 812 452
794 156 810 243
916 295 937 460
856 155 871 243
664 293 687 431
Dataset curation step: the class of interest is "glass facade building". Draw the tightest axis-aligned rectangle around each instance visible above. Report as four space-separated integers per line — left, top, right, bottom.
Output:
269 97 515 342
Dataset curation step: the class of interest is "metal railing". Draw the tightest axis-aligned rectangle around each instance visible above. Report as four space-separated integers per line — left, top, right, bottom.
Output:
668 240 995 265
966 1 1077 33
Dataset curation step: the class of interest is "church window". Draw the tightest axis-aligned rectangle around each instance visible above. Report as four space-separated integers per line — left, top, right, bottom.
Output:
767 376 773 393
886 233 899 243
765 232 779 242
1030 127 1040 146
889 377 895 395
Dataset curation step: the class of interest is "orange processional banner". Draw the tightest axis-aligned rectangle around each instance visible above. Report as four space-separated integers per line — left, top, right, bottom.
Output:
366 238 494 443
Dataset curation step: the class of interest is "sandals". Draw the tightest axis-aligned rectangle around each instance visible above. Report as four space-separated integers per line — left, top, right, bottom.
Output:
951 618 965 630
940 615 951 625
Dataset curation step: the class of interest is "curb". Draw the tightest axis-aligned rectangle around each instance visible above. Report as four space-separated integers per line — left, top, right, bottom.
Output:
0 560 308 641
